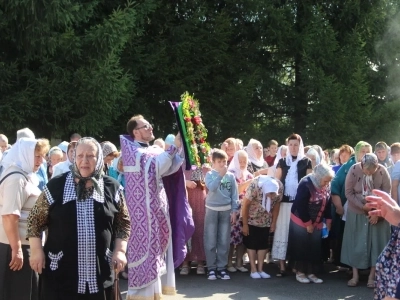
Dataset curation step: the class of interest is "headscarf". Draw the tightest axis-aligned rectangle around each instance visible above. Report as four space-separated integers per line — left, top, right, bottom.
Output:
0 137 39 186
306 148 321 165
375 142 391 167
267 145 287 176
354 141 371 163
312 145 325 163
284 134 305 200
360 153 378 197
165 134 175 146
228 150 251 181
71 137 104 201
58 141 69 154
246 139 265 168
258 176 279 212
308 163 334 189
101 141 118 158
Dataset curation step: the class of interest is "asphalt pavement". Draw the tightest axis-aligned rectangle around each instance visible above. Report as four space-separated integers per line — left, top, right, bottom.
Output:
119 263 374 300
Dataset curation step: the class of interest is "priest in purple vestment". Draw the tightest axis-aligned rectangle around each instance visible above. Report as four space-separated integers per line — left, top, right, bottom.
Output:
121 115 194 300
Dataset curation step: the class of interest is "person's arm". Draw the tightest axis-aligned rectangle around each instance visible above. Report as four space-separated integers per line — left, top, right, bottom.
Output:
230 176 239 212
238 179 252 194
293 181 312 224
275 167 282 181
331 195 344 216
1 175 27 271
381 167 392 194
205 172 223 192
392 180 399 204
270 198 280 233
27 192 50 274
156 145 183 177
324 196 333 230
241 198 251 236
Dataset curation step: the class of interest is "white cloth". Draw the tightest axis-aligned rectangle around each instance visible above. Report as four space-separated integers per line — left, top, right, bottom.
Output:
51 160 72 178
258 175 279 212
284 137 305 200
272 202 293 260
268 146 286 176
246 139 264 168
228 150 251 181
58 141 69 153
0 138 39 186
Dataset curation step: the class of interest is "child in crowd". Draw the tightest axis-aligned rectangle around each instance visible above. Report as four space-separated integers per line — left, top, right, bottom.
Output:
204 149 239 280
265 140 279 167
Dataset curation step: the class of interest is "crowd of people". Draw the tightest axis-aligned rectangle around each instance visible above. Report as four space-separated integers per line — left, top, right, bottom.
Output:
1 119 400 300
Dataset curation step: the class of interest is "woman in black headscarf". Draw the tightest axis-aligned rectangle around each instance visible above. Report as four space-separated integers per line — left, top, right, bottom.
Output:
27 137 130 300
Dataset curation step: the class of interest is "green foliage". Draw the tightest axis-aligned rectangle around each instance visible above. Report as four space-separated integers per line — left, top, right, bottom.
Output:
0 0 399 149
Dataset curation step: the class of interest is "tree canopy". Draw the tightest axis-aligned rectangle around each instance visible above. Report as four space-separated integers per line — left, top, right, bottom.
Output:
0 0 399 148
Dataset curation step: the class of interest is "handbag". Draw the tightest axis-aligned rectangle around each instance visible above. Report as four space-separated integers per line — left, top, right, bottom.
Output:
112 262 123 300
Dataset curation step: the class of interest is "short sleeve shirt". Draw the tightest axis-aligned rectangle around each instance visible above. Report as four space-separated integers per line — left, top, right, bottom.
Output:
243 177 283 227
0 166 40 245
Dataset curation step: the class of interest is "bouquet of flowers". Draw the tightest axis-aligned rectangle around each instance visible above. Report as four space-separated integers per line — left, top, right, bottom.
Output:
177 92 211 168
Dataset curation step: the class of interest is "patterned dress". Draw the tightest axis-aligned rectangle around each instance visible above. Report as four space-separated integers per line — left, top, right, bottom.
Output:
375 227 400 299
230 171 254 245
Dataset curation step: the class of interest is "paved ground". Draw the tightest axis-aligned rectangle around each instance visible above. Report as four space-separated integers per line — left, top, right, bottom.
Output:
120 263 374 300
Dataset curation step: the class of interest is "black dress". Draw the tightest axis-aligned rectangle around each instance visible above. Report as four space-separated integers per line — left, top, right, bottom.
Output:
27 173 130 300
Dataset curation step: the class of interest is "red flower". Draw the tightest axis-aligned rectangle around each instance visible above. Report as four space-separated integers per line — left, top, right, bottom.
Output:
192 116 202 125
184 117 191 122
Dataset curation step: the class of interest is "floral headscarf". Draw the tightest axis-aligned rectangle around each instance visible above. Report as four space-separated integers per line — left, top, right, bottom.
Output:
71 137 104 200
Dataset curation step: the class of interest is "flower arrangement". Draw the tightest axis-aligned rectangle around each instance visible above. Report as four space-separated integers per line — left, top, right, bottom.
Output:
178 92 211 168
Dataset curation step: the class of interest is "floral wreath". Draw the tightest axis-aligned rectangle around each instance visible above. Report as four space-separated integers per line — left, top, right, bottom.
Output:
177 92 211 168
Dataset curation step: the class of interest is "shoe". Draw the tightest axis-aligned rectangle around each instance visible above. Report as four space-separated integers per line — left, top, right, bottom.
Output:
207 270 217 280
276 270 286 277
367 279 375 288
296 273 310 283
217 269 230 280
259 271 271 279
307 274 323 283
347 278 359 287
180 266 189 275
250 272 261 279
196 266 205 275
236 266 248 273
227 266 237 273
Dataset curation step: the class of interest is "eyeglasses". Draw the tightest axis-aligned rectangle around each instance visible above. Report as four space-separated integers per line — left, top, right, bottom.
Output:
135 124 153 130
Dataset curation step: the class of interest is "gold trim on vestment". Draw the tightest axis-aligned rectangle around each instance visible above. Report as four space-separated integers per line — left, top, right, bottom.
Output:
162 285 176 295
126 293 161 300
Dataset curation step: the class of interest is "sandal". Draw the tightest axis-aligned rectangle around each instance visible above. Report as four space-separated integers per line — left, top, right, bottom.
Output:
367 279 375 288
276 270 286 277
296 273 310 284
347 278 359 287
180 266 189 275
196 266 205 275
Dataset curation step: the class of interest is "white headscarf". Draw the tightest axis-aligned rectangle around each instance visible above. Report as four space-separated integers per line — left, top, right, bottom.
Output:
228 150 251 181
306 148 321 165
268 145 287 176
246 139 265 168
0 138 39 186
258 175 279 212
285 135 305 200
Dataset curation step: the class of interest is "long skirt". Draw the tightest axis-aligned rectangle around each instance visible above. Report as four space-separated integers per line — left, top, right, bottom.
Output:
272 202 292 260
375 227 400 300
287 220 322 263
39 282 114 300
341 210 390 269
0 243 38 300
186 185 206 261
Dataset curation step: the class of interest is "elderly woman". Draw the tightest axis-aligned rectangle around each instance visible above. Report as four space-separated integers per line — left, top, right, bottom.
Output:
101 141 119 175
342 153 391 288
272 133 312 276
242 176 283 279
52 141 77 178
47 147 64 178
246 139 269 176
27 137 130 300
227 150 254 273
330 141 370 268
306 148 321 169
288 164 334 284
375 141 393 168
0 137 50 300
